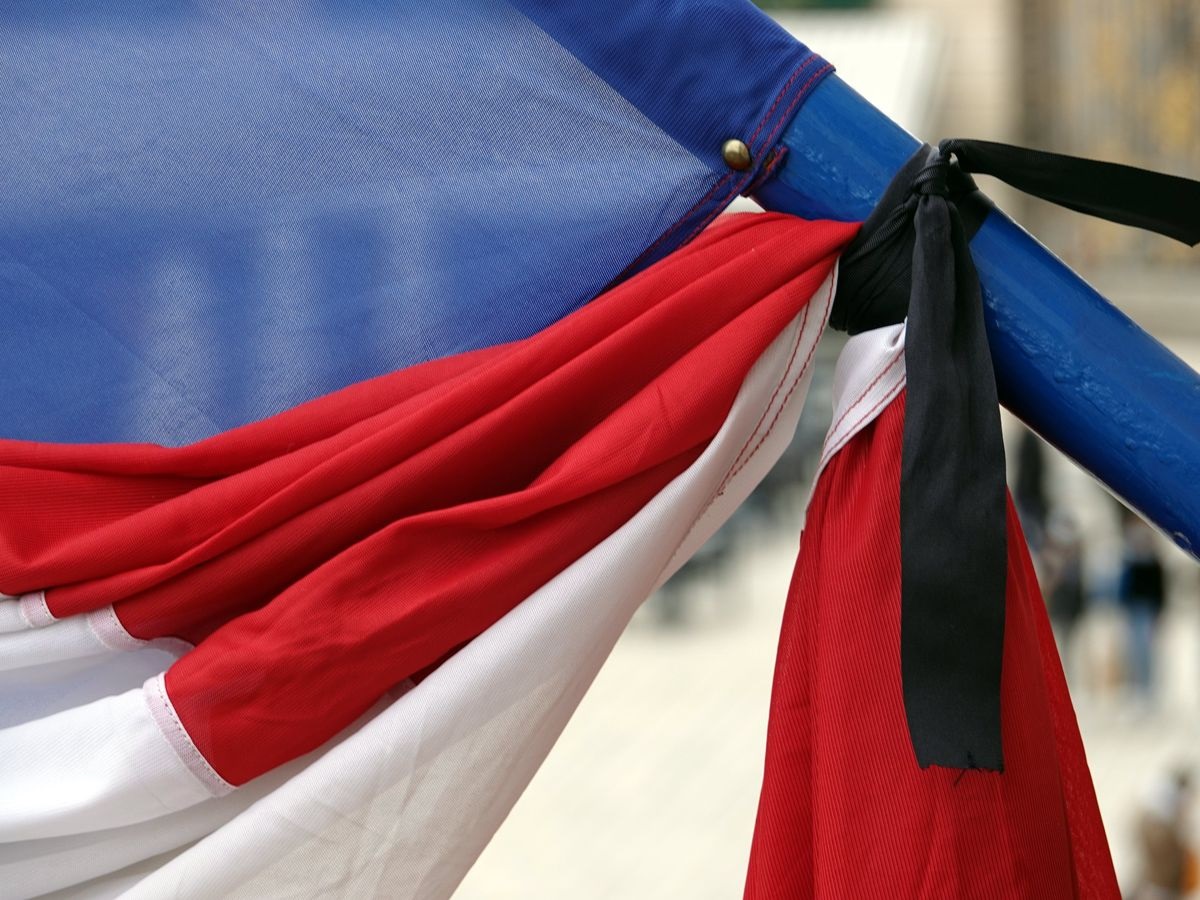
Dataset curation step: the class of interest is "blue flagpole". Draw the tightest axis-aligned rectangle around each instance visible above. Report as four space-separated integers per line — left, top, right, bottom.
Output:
755 74 1200 561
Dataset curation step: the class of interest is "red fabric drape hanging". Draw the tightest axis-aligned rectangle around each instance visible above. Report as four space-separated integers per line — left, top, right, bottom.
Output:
744 393 1119 899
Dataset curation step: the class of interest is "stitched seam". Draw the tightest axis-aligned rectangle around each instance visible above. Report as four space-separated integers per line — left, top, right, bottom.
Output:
628 173 734 274
724 302 811 481
653 287 829 584
87 605 147 652
821 379 905 470
827 349 904 438
723 274 834 486
823 372 903 467
664 316 818 575
658 63 836 258
144 674 234 796
748 57 820 148
743 145 789 196
753 63 834 157
719 279 826 496
671 180 745 250
622 56 829 278
18 591 53 629
16 595 37 630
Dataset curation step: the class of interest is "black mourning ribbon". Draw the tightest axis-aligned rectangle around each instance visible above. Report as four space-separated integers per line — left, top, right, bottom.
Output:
831 139 1200 771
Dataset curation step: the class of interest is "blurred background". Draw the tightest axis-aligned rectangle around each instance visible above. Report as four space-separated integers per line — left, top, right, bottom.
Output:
457 2 1200 898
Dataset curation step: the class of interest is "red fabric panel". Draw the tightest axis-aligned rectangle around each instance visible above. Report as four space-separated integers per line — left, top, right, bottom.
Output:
0 213 858 785
744 393 1118 899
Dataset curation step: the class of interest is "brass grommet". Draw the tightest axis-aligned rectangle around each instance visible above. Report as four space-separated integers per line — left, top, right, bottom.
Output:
721 138 752 171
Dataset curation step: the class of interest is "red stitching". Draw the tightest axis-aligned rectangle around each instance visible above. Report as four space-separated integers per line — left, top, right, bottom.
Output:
675 183 742 246
742 145 789 197
755 63 834 155
658 64 837 257
748 57 818 148
632 58 835 592
625 172 733 275
723 273 834 486
650 284 829 589
623 57 830 278
824 380 905 463
826 349 904 438
724 299 811 481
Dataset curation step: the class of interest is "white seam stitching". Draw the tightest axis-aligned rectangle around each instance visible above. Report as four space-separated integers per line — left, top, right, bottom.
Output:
87 605 146 652
16 597 36 630
144 674 234 796
18 591 53 629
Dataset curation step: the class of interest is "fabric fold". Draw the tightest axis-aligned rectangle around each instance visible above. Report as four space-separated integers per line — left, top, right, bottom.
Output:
829 138 1200 770
1 246 839 898
0 213 858 788
743 328 1120 899
2 214 856 899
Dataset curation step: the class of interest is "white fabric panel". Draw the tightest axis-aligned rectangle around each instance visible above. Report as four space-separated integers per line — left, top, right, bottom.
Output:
0 594 27 633
816 321 906 478
4 779 273 899
0 592 57 633
1 691 402 900
112 271 835 900
35 848 208 900
0 686 215 843
0 600 189 731
0 643 180 731
0 614 123 674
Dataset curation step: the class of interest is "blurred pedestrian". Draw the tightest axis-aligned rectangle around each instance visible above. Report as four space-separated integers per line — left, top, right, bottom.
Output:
1131 770 1195 900
1041 511 1087 672
1013 428 1049 554
1117 512 1168 704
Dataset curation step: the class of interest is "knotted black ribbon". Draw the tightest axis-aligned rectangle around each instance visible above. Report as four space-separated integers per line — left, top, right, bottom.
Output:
831 139 1200 771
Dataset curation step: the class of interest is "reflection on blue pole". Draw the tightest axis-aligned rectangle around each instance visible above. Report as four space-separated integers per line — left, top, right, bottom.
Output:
756 74 1200 559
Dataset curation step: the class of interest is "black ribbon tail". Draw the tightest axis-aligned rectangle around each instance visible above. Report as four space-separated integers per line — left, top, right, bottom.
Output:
830 139 1200 774
940 139 1200 246
901 192 1007 770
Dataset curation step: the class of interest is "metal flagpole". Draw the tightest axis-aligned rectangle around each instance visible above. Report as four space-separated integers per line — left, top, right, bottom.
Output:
755 73 1200 561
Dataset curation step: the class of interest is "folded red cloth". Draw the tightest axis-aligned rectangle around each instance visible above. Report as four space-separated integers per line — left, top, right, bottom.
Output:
0 212 855 784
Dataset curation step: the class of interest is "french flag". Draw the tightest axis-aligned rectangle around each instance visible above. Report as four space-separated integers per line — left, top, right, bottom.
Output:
0 3 1120 898
0 213 1116 899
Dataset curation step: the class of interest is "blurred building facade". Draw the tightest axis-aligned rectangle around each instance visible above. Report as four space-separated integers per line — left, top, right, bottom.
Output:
1019 0 1200 269
767 0 1200 274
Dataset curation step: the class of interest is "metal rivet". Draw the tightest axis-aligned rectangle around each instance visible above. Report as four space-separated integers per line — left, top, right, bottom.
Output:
721 138 752 171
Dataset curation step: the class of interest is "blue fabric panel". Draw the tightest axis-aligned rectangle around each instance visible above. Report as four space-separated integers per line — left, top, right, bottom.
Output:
0 1 825 444
513 1 817 172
